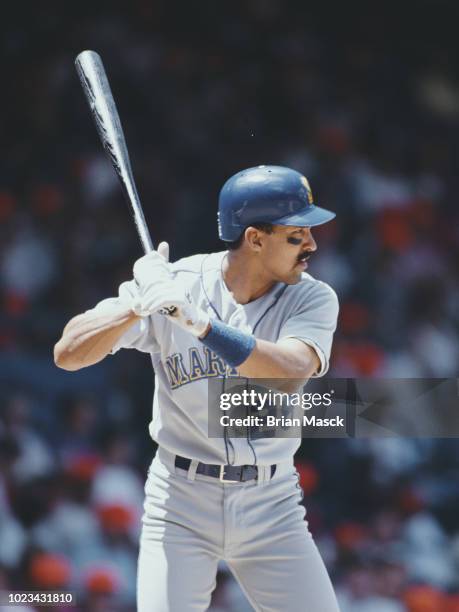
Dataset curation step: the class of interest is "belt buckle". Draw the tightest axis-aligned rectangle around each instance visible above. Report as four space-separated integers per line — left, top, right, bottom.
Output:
219 465 239 483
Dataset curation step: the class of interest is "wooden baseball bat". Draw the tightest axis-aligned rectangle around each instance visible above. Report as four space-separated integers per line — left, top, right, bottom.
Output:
75 50 154 254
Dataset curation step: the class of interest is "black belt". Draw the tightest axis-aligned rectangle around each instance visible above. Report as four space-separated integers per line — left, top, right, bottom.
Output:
175 455 276 483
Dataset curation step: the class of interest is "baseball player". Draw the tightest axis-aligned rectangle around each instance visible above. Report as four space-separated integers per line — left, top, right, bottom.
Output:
55 165 340 611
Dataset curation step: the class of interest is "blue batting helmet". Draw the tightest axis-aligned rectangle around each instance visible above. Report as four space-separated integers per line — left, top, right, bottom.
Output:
218 165 336 242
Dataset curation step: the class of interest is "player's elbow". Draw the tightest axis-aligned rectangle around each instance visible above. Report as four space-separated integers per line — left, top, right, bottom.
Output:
277 340 321 379
278 363 314 383
53 340 83 371
297 351 321 379
273 355 319 386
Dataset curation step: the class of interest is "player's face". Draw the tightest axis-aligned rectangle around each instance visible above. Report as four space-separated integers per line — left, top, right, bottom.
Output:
259 225 317 284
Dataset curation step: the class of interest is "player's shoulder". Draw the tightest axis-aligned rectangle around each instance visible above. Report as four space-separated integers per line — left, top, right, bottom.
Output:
299 272 338 300
284 272 339 309
170 251 225 276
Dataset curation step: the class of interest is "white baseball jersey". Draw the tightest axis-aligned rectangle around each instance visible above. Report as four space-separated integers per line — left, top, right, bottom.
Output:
95 251 339 466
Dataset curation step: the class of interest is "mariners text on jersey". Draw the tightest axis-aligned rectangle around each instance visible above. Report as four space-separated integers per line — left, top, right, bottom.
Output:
164 347 238 389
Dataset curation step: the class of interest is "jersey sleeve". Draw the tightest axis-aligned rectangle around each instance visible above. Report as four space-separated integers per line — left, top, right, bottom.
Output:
92 280 160 354
278 281 339 377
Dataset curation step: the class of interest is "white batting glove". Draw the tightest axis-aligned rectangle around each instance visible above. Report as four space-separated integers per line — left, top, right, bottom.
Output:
133 281 210 337
133 242 172 287
162 289 210 337
131 242 210 337
131 242 173 315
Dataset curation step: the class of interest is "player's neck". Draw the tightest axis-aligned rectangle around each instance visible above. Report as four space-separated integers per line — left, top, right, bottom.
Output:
223 251 276 304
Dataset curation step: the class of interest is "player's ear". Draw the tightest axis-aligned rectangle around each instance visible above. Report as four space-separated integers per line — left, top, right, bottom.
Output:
245 227 263 252
157 241 170 262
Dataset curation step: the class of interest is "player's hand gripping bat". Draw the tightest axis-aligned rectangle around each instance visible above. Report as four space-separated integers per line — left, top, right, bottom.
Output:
75 50 154 254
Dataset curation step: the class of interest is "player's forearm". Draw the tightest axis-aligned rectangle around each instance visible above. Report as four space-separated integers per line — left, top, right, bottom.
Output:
238 338 319 379
199 320 319 379
54 305 140 371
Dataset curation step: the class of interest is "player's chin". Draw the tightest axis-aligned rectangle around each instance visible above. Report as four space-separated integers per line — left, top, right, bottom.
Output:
284 269 303 285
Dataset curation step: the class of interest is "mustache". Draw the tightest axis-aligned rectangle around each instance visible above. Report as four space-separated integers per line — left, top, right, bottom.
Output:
297 251 312 263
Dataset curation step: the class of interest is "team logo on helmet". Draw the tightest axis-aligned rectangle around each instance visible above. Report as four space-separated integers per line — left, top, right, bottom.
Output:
300 176 314 205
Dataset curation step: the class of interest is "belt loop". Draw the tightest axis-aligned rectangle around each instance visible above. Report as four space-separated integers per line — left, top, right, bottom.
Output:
257 465 267 486
187 459 199 481
263 465 271 484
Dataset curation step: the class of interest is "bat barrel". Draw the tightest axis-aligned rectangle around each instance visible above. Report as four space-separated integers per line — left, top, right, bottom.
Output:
75 50 154 254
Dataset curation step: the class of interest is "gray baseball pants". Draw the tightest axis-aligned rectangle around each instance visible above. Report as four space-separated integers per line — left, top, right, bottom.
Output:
137 447 340 611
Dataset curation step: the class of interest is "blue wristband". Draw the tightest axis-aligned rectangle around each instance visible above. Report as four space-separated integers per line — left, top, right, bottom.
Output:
199 320 256 367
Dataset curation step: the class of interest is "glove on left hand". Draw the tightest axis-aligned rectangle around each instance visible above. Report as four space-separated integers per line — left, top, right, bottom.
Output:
132 242 210 337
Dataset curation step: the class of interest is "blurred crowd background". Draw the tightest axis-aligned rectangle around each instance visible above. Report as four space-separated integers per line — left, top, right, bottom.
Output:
1 1 458 610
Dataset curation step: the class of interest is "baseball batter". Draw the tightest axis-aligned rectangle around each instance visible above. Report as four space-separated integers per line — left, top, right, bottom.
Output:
55 165 340 611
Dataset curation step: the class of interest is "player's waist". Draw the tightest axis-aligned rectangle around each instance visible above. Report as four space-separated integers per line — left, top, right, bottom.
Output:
155 446 295 484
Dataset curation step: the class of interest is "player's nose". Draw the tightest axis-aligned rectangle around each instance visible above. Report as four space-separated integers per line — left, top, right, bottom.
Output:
303 229 317 252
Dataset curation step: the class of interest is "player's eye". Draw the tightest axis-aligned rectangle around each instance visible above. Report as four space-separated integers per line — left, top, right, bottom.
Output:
287 236 302 245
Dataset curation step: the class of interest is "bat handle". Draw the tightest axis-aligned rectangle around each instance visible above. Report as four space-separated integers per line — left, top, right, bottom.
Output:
122 174 155 254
